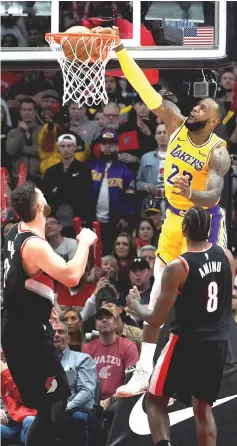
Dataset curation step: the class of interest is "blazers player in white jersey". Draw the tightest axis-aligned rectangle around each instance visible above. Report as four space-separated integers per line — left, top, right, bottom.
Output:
91 26 231 397
1 182 97 446
126 206 234 446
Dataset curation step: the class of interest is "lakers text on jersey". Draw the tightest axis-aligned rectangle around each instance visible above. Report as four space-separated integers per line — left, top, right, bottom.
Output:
164 120 226 211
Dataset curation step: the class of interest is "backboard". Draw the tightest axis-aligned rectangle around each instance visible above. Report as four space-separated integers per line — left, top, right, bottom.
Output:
0 0 236 70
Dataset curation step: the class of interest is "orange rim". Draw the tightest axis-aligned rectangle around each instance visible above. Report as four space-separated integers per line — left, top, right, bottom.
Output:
45 32 120 45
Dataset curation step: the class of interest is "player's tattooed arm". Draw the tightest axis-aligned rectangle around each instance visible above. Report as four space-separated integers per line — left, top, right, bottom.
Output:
126 259 187 328
190 146 231 208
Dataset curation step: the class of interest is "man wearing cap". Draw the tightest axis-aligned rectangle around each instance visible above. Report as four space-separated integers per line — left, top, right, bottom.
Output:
128 258 153 306
91 98 156 176
102 302 143 353
142 196 163 232
118 256 153 311
42 134 92 237
38 113 88 176
88 129 135 254
83 304 138 423
36 89 60 122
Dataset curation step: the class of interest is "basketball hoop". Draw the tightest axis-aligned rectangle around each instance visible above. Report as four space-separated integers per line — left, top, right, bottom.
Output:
45 31 119 107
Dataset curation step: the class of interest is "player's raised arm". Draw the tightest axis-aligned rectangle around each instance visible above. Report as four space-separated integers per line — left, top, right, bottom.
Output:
22 228 97 288
92 26 184 135
126 258 187 328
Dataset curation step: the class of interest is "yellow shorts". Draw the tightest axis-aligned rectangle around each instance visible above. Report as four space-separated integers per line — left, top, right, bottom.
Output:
157 206 227 265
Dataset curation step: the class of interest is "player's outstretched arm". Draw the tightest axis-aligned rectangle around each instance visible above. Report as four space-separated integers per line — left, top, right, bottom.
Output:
126 259 187 327
22 228 97 288
92 26 184 136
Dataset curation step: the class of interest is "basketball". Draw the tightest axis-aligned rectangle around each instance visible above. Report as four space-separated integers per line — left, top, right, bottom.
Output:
62 25 99 63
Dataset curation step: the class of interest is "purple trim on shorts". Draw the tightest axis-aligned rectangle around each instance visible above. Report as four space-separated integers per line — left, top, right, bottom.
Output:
168 204 221 243
206 206 221 243
169 204 220 217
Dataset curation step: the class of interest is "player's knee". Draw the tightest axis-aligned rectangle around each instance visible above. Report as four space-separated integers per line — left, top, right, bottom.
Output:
193 399 212 421
146 392 169 411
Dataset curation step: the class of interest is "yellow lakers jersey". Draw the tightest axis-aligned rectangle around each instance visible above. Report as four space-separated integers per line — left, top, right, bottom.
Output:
164 120 226 210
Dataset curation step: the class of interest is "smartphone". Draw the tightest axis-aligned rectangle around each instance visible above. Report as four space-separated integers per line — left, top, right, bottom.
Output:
101 270 109 279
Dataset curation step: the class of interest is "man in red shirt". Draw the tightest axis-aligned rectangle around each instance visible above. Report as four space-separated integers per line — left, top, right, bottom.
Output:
83 305 138 417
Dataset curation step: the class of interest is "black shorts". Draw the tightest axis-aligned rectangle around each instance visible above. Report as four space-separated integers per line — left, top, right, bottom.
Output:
1 318 71 409
149 332 228 406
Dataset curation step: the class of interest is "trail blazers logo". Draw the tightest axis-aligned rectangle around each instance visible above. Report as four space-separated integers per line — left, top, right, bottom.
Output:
45 376 58 393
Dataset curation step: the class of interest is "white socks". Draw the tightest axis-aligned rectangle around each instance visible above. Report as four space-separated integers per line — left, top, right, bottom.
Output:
148 258 165 311
138 260 166 374
138 342 157 374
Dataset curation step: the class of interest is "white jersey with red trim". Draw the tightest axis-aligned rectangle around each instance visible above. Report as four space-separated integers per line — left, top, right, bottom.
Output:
171 244 232 341
2 222 54 326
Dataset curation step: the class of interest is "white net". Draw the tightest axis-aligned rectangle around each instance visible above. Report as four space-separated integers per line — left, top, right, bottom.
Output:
46 33 118 107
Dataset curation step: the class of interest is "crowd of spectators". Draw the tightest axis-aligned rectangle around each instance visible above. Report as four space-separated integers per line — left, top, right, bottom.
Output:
1 64 237 445
1 12 49 49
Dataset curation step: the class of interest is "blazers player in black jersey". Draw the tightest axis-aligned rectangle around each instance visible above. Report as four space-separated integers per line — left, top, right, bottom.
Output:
126 206 234 446
1 182 97 446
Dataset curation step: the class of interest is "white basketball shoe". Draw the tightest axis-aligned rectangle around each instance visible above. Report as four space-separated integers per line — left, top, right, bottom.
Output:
116 362 151 397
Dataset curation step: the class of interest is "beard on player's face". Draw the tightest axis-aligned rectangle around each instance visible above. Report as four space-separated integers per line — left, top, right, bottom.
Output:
185 118 210 132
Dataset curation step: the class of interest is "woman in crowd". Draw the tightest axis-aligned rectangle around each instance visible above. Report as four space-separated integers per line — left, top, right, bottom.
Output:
60 307 84 352
113 232 136 272
135 217 158 250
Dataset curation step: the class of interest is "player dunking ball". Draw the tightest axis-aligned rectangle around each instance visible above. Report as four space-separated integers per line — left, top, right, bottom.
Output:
1 182 97 446
91 26 231 396
126 206 234 446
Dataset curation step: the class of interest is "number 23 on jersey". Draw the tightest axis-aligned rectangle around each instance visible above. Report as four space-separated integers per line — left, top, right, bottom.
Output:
167 163 193 187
